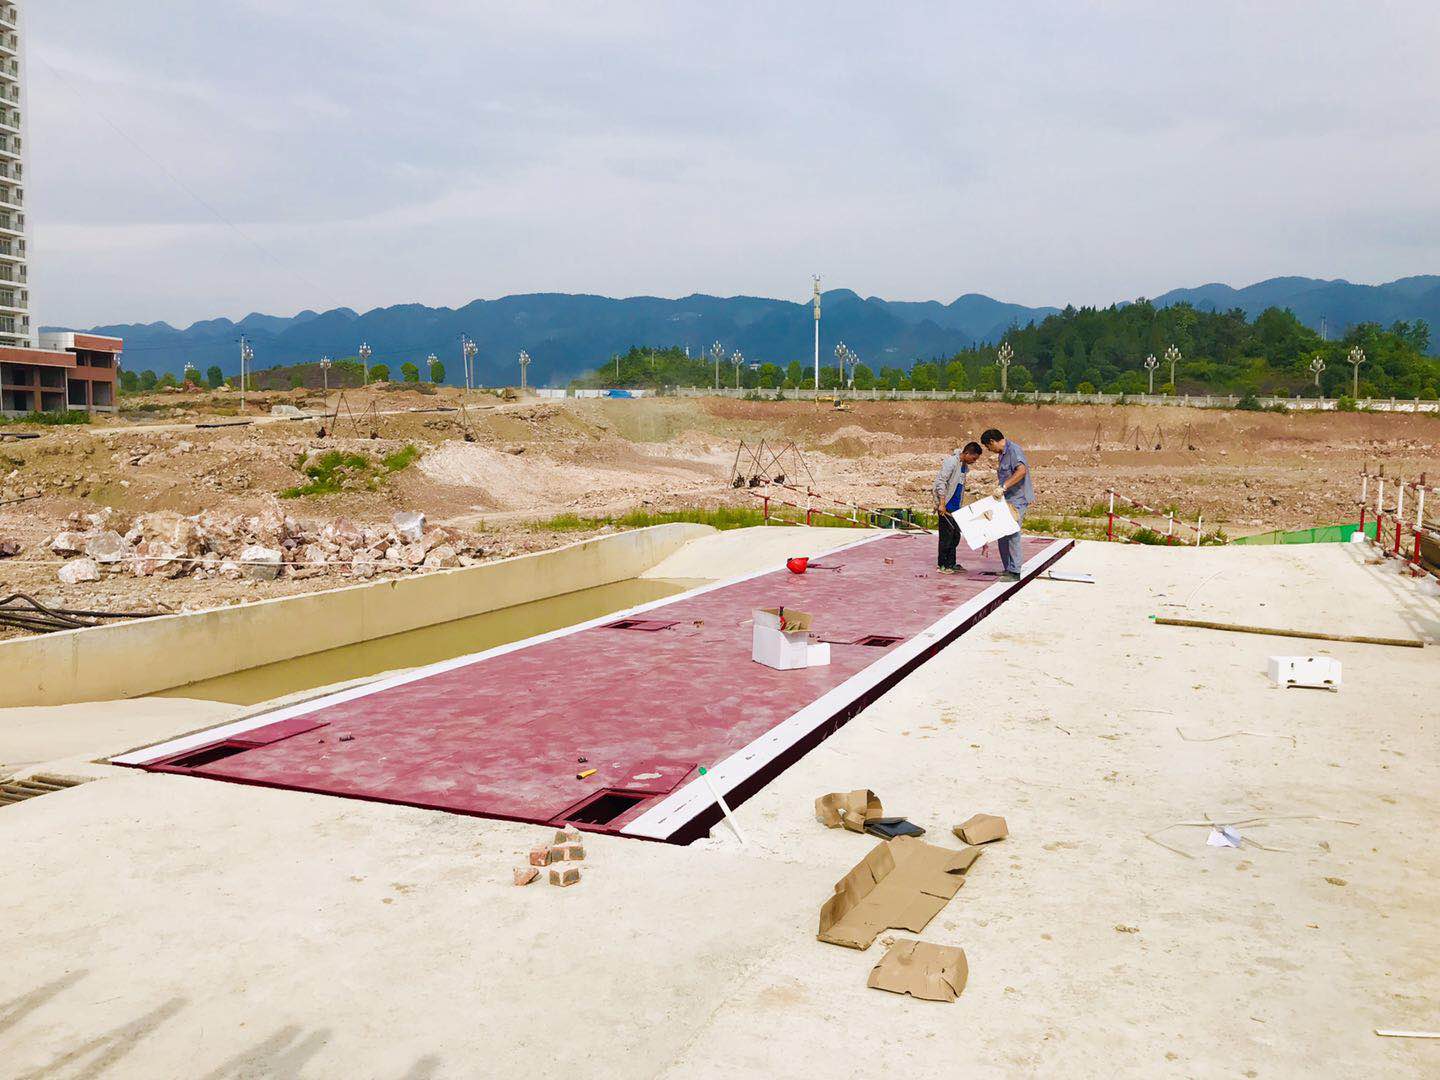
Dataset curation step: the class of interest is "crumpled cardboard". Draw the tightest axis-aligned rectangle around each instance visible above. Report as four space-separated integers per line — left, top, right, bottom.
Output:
953 813 1008 845
867 939 968 1002
815 789 884 833
818 836 981 949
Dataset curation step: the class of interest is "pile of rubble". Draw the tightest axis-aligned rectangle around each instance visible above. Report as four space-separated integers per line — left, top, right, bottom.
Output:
44 507 488 585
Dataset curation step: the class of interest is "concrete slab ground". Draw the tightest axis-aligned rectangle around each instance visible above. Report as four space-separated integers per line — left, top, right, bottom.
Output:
2 539 1437 1078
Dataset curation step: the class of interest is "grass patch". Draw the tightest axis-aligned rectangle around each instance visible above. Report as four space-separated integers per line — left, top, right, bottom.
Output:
533 505 871 533
381 444 421 472
0 409 93 426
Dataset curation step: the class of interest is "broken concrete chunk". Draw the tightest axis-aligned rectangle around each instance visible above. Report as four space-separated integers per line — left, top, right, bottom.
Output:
83 530 129 564
57 558 100 585
554 843 586 862
549 866 581 887
815 789 883 833
239 544 282 581
528 845 558 867
50 531 88 555
953 813 1008 845
392 510 426 543
513 867 540 887
553 827 582 845
867 939 968 1002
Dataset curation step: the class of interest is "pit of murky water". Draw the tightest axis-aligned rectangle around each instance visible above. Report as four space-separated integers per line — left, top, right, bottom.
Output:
158 577 703 705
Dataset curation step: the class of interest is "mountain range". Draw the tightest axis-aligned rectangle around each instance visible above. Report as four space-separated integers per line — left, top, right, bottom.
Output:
51 275 1440 386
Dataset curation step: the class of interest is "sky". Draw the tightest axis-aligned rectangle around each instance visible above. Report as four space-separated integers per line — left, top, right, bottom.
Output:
24 1 1440 328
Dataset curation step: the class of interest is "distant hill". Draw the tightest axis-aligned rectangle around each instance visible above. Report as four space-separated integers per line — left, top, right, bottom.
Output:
44 276 1439 385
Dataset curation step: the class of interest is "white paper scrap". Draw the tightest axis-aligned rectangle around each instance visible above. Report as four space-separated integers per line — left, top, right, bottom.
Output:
1207 825 1242 848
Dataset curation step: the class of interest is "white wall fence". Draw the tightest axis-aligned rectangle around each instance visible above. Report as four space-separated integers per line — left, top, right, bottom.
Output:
659 387 1440 412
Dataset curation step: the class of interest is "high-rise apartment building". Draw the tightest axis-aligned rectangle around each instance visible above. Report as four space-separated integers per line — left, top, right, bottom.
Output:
0 2 123 416
0 1 29 348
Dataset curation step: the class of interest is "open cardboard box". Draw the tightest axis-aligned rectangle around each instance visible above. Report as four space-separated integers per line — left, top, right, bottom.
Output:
753 607 831 670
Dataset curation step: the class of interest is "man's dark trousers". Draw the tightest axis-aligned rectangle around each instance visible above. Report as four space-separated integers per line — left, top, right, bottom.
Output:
938 513 961 570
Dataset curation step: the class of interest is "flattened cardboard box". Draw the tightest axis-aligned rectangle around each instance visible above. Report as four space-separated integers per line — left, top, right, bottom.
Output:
818 835 981 949
867 939 968 1002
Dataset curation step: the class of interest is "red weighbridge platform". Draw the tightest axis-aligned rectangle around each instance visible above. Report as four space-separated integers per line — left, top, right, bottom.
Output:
118 532 1072 843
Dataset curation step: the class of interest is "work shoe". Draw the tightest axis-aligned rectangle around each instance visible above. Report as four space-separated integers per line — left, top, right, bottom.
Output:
998 571 1021 582
937 566 959 575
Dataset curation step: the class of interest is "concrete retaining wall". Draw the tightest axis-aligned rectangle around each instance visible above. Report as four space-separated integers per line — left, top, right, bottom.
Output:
2 523 713 707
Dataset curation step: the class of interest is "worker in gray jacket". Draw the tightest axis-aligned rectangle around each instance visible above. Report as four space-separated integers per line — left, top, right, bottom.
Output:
932 441 982 574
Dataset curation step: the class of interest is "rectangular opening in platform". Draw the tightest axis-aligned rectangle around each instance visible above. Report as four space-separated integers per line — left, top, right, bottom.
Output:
156 742 252 770
565 790 647 825
606 618 679 632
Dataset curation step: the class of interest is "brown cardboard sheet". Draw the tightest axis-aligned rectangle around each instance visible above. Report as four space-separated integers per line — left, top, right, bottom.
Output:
815 789 884 833
818 836 981 949
867 939 968 1002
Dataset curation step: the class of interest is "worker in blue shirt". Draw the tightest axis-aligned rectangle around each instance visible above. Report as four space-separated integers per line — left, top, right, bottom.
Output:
931 441 982 574
981 427 1033 580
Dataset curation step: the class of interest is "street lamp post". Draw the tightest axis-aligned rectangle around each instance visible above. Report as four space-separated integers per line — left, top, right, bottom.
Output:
425 353 437 384
812 275 822 393
319 355 332 393
1348 346 1365 399
238 336 254 412
997 341 1013 393
1309 354 1326 389
518 350 531 390
1164 344 1182 392
730 350 744 389
1144 353 1159 395
358 341 372 386
462 336 478 392
710 341 724 391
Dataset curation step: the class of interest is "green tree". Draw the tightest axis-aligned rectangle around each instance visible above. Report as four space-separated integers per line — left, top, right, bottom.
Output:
942 361 968 391
756 362 782 388
206 365 224 389
852 363 876 390
784 360 804 388
290 372 305 389
138 369 158 391
401 361 420 383
119 370 139 393
909 361 940 391
370 363 390 383
157 372 178 389
429 360 445 383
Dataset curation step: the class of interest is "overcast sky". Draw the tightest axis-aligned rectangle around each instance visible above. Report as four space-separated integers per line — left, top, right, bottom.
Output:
25 1 1440 328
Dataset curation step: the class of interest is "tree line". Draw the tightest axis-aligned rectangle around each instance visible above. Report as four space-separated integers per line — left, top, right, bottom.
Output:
576 304 1440 398
118 355 447 394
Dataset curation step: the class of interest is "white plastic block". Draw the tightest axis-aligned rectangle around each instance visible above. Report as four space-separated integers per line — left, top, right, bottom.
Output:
752 625 812 670
1267 655 1341 690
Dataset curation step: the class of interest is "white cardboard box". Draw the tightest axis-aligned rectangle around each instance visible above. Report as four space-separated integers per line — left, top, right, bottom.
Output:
1267 655 1341 690
752 608 831 670
954 496 1021 550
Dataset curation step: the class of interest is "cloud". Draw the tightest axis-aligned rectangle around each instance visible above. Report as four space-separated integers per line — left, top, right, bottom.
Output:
22 1 1440 327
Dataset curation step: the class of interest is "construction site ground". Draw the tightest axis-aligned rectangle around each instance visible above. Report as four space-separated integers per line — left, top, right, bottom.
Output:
2 535 1437 1078
2 387 1438 627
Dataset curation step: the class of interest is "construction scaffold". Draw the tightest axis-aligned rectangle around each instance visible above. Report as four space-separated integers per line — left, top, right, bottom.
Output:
1358 465 1438 576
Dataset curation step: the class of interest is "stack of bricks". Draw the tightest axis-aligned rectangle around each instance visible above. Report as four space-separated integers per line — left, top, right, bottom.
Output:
514 826 587 887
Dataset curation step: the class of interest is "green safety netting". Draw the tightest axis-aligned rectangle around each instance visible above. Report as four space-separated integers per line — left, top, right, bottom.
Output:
1230 521 1379 546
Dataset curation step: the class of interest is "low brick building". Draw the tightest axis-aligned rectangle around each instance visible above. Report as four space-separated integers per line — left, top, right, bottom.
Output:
0 331 121 416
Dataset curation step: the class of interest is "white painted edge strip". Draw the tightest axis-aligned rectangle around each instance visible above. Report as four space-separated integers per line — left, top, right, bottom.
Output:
623 537 1074 839
113 529 894 766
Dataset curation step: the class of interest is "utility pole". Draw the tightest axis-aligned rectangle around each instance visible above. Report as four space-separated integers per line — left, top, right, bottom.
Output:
812 275 822 393
518 350 531 390
425 353 437 384
1309 354 1326 389
319 355 332 393
1144 353 1159 394
731 350 744 389
1164 344 1181 392
358 341 372 386
1348 345 1365 398
238 335 253 412
997 341 1013 393
710 340 724 391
